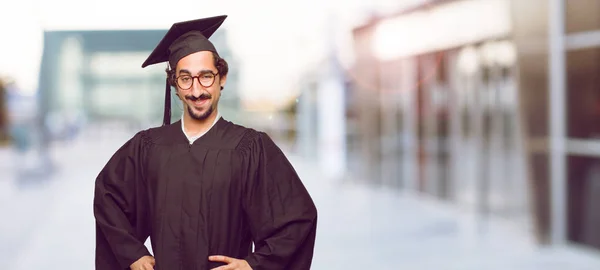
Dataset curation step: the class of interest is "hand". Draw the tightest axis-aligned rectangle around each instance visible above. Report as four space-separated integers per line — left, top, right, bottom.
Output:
209 255 252 270
130 255 155 270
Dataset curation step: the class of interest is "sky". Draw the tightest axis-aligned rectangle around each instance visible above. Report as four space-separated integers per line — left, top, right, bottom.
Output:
0 0 424 106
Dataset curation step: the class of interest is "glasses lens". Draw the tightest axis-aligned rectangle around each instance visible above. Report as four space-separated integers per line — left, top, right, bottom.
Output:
199 74 215 87
177 76 193 89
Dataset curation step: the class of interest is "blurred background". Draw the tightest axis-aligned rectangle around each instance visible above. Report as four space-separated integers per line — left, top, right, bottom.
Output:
3 0 600 269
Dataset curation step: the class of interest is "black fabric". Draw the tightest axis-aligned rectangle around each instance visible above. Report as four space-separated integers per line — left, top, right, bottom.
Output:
167 31 218 69
163 78 171 126
141 15 226 68
93 118 318 270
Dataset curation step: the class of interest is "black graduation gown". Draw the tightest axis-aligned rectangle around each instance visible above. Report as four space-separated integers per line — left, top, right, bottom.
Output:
93 118 318 270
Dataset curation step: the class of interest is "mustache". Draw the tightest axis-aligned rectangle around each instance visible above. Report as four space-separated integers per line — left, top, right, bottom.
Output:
185 93 212 101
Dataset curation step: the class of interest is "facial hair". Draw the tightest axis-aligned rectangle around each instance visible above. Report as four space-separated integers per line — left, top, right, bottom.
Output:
185 92 214 121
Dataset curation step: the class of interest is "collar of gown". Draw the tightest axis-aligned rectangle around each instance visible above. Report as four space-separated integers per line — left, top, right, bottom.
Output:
181 111 221 144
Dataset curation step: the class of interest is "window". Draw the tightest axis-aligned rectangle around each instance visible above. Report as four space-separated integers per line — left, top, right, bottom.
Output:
566 47 600 139
566 0 600 34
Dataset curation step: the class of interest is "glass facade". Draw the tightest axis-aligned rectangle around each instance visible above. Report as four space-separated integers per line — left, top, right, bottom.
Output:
565 0 600 250
348 0 600 251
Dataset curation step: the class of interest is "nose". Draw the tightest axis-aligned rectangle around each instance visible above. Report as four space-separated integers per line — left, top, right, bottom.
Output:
191 77 203 97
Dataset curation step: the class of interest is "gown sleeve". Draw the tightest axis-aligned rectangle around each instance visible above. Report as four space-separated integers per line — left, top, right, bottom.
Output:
93 131 152 270
240 131 318 270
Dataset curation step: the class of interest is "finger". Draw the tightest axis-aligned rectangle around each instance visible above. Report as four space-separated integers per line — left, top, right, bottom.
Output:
210 265 234 270
209 255 235 264
142 263 154 270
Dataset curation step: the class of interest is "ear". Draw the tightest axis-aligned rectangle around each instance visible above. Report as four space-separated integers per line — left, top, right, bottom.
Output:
219 74 227 91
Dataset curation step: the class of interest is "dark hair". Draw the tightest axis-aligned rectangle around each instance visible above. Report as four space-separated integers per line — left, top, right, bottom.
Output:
165 52 229 90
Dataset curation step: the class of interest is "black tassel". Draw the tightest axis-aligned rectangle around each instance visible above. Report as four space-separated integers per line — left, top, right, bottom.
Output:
162 78 171 126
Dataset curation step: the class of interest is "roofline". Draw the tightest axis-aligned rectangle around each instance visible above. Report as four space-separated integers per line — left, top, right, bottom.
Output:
353 0 460 32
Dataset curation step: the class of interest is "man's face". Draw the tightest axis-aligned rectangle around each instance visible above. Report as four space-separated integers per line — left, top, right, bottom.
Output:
175 51 226 121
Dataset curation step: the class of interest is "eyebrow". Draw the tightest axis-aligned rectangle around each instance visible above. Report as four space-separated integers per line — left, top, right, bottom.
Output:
178 69 216 75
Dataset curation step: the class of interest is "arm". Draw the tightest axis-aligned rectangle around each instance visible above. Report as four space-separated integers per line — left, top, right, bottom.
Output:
241 132 318 270
93 132 152 270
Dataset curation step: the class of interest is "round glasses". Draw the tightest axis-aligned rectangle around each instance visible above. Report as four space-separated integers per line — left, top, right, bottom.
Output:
176 72 219 90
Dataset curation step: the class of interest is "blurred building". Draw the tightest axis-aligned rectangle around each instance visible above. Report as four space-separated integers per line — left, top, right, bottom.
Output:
38 28 241 135
296 54 349 180
344 0 600 252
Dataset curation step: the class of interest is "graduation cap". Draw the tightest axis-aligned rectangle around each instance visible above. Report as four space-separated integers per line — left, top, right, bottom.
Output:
142 15 228 126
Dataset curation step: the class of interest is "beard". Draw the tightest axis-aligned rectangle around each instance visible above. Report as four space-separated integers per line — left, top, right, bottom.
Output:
185 92 214 120
187 104 213 120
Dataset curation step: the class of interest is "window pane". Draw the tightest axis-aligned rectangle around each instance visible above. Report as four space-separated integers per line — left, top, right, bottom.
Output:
566 46 600 139
567 155 600 249
566 0 600 34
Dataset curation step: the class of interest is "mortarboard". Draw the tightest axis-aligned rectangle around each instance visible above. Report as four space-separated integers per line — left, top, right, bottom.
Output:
142 15 228 126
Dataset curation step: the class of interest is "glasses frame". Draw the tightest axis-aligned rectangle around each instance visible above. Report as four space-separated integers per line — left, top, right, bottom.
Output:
175 72 220 90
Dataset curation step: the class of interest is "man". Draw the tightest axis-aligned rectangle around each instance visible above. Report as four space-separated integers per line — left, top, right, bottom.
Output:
93 15 318 270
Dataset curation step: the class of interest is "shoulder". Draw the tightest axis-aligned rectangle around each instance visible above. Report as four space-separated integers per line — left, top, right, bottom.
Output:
138 121 182 146
211 118 269 150
234 126 280 156
216 119 256 143
142 121 176 138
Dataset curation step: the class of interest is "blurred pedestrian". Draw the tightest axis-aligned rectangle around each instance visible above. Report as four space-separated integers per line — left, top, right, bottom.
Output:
0 78 8 144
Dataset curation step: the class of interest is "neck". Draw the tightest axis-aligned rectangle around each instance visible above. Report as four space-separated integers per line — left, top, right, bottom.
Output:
183 109 219 136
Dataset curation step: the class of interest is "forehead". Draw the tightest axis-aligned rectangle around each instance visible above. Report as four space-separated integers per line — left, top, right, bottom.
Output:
176 51 215 73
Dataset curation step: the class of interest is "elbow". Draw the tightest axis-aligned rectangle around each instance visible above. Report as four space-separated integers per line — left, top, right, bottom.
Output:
298 200 317 227
308 201 318 225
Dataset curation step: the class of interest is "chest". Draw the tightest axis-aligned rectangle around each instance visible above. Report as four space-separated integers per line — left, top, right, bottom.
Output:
144 146 244 208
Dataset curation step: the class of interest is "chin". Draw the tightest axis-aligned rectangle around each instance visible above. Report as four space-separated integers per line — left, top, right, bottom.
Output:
188 105 213 121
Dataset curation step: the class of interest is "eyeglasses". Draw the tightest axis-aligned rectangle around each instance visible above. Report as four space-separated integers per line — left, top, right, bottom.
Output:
176 72 219 90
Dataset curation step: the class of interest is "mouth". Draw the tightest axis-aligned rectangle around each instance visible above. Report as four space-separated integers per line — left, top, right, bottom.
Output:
188 95 211 107
192 98 209 106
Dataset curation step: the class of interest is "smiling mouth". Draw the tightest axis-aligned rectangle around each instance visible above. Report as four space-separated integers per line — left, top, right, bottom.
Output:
192 98 208 106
